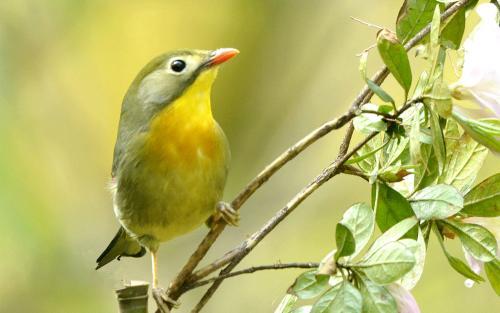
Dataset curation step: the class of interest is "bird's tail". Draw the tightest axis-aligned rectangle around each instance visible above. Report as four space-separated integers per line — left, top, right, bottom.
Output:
95 227 146 269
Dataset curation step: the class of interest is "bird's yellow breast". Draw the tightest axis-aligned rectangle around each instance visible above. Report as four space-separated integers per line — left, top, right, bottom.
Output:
143 69 223 169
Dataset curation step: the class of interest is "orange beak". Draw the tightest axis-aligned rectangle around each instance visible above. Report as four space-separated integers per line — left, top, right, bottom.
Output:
206 48 239 67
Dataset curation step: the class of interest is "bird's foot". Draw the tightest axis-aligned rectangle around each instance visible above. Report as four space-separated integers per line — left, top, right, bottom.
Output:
216 201 240 226
152 287 180 312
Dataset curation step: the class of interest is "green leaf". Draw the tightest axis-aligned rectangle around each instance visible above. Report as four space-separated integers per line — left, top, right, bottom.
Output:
311 282 362 313
377 29 412 95
429 5 441 57
440 220 498 262
427 80 452 118
410 184 463 220
413 71 430 99
349 135 385 178
415 142 440 190
366 217 419 258
335 223 356 260
396 0 440 43
379 105 394 114
372 183 418 238
441 6 466 49
382 137 410 168
359 52 396 105
438 122 488 193
409 105 443 191
485 259 500 296
464 0 480 11
347 138 388 168
443 116 461 139
409 106 423 165
449 254 485 282
368 80 396 105
291 271 330 300
379 165 413 183
339 203 375 259
453 112 500 153
398 229 427 289
353 113 388 135
291 307 312 313
356 241 416 285
462 174 500 217
429 108 446 174
434 225 485 282
360 278 398 313
359 51 369 81
275 294 298 313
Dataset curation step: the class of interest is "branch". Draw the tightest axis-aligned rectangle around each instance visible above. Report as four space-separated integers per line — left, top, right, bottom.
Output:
165 112 354 300
160 0 472 310
186 262 319 290
190 131 378 312
190 96 425 312
166 53 384 308
189 101 421 288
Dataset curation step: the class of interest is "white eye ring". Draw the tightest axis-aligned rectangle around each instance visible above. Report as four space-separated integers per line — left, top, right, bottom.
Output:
169 59 186 73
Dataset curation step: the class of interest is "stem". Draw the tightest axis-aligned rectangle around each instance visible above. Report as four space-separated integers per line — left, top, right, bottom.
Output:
341 165 370 181
350 16 384 30
360 110 402 123
186 262 319 290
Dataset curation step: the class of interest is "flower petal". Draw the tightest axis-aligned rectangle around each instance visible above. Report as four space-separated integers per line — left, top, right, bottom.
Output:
452 3 500 118
387 284 421 313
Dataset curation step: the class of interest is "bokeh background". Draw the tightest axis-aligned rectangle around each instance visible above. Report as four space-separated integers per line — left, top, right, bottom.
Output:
0 0 498 312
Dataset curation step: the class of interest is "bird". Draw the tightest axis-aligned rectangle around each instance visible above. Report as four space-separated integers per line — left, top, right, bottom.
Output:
95 48 240 295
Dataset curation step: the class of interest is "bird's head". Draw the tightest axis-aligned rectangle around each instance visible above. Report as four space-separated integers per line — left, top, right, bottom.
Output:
126 48 239 112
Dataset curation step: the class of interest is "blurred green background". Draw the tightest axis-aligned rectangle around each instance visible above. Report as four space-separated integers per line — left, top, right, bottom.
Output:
0 0 498 312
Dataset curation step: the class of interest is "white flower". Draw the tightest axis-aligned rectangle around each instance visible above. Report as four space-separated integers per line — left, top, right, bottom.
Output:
450 3 500 118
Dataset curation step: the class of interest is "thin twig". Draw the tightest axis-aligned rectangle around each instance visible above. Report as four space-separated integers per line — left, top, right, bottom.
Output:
356 44 377 57
360 110 402 124
350 16 384 30
159 1 471 311
186 262 319 290
360 109 397 119
341 165 369 181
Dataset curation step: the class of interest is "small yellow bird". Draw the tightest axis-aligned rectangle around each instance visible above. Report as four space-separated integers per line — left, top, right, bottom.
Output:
96 48 239 292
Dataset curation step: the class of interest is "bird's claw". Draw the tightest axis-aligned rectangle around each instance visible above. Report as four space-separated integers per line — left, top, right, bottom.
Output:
216 201 240 226
152 287 180 312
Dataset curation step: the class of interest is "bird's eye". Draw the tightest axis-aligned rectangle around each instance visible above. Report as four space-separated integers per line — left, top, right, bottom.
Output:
170 59 186 72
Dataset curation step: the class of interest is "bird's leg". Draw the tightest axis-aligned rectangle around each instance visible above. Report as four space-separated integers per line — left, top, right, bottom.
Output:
151 250 159 289
215 201 240 226
150 251 180 312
